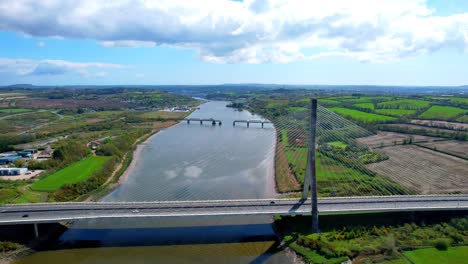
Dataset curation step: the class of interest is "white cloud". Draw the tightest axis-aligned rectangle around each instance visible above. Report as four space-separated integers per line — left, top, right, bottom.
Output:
99 40 157 48
0 0 467 63
184 165 202 178
37 41 45 47
0 58 124 76
93 71 109 77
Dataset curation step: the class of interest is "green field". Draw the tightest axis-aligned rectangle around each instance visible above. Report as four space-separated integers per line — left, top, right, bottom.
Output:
14 189 44 204
456 115 468 123
403 246 468 264
419 105 467 120
31 156 111 192
374 108 417 117
328 141 347 149
0 108 32 114
354 103 374 110
378 99 430 110
329 107 396 123
449 97 468 106
317 98 341 107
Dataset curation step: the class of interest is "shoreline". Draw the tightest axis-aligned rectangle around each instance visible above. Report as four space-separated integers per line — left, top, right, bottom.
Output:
117 130 160 185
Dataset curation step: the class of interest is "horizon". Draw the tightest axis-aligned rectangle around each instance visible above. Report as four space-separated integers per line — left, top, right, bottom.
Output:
2 83 468 88
1 0 468 86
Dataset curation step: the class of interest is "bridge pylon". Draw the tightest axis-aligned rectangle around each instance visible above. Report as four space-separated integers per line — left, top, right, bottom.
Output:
301 98 319 233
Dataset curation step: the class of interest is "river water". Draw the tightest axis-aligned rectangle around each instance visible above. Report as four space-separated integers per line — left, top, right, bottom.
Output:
14 101 290 264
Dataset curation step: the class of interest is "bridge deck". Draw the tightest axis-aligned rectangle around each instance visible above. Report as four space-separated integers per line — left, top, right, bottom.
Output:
0 195 466 225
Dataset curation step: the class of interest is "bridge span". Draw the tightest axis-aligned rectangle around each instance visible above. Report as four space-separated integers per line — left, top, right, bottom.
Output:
0 195 466 225
233 119 272 128
185 118 222 126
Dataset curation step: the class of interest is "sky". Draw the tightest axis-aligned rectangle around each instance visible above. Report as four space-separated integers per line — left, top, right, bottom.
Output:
0 0 468 86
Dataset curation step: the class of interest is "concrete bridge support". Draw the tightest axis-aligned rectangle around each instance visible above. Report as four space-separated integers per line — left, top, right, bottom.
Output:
301 98 319 233
34 223 39 238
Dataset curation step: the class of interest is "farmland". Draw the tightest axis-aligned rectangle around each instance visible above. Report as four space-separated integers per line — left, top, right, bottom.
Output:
377 99 430 110
411 120 468 130
329 107 396 123
419 140 468 159
382 123 468 140
31 156 112 192
0 111 59 135
0 108 32 117
419 105 467 120
374 108 417 117
457 115 468 123
367 145 468 194
357 131 440 148
354 102 374 110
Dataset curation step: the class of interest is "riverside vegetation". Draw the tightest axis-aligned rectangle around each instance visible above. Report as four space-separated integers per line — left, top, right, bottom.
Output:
275 212 468 264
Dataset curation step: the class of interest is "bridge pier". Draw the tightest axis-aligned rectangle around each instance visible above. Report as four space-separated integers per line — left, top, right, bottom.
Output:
219 121 222 126
33 223 39 238
212 120 216 126
187 120 190 124
301 98 319 233
247 122 249 128
261 122 264 128
200 120 203 125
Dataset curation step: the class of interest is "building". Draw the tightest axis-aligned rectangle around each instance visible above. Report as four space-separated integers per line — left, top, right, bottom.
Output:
87 141 101 150
0 152 17 158
17 151 33 158
0 168 27 176
0 155 21 165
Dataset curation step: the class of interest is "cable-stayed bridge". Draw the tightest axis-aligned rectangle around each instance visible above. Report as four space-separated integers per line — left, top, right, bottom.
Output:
1 195 467 225
0 99 466 237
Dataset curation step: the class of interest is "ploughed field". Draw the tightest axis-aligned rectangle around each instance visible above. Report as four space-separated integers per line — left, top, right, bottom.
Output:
357 131 441 148
367 145 468 194
419 140 468 159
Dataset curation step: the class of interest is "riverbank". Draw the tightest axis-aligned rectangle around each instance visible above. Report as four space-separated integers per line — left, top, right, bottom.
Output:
80 120 180 202
117 134 149 185
0 223 68 264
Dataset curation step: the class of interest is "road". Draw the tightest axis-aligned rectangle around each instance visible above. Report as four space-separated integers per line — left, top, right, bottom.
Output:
0 195 466 225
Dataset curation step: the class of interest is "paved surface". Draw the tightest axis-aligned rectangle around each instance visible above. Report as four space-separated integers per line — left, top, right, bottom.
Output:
0 195 466 225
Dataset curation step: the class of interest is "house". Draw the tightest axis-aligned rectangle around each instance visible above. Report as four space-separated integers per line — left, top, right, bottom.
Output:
87 141 101 150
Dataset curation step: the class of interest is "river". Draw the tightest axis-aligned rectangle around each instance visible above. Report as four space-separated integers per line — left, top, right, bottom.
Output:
14 101 291 264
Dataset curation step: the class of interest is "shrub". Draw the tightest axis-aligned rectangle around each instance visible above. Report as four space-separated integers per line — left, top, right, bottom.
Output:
0 241 19 252
434 239 448 251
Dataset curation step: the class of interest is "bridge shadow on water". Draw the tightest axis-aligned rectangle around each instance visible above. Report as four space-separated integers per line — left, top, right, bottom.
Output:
59 224 277 248
51 221 283 262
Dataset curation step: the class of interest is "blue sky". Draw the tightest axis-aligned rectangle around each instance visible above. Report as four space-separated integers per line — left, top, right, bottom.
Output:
0 0 467 86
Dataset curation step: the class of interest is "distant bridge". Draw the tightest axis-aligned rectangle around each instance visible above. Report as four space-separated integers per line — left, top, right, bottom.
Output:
185 118 222 126
233 119 272 128
0 195 466 227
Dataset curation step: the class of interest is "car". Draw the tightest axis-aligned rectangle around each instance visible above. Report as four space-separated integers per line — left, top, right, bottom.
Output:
22 214 29 218
270 201 276 205
132 210 139 213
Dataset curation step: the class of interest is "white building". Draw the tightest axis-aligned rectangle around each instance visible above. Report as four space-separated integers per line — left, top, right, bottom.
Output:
0 168 27 176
